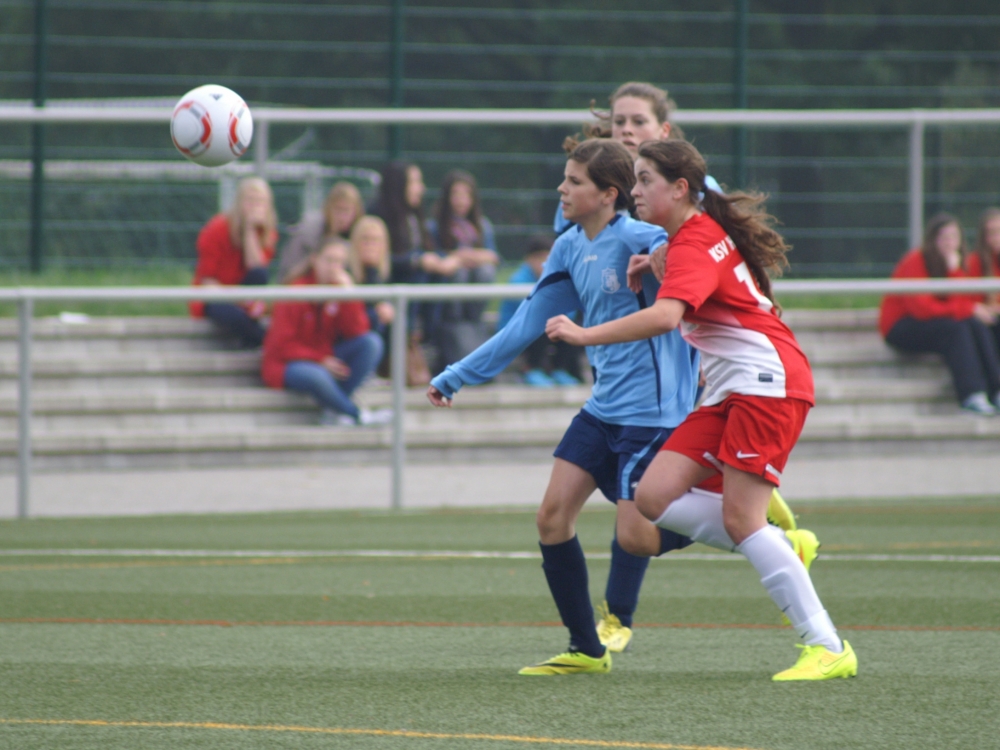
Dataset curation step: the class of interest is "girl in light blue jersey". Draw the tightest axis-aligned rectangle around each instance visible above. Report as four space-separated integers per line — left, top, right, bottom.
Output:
428 139 699 674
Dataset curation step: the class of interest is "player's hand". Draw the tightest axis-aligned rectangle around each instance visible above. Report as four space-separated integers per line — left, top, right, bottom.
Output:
545 314 588 346
426 385 452 408
649 244 668 282
627 254 651 293
321 356 351 379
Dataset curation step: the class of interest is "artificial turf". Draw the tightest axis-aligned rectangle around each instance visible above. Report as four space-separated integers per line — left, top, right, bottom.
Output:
0 498 998 750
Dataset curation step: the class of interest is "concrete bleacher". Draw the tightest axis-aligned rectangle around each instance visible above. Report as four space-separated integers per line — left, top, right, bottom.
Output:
1 309 998 473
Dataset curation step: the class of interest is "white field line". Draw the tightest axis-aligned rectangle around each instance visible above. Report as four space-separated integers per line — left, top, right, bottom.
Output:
0 549 998 563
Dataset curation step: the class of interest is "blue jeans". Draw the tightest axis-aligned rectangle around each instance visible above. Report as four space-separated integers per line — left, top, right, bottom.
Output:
282 332 384 419
204 267 269 348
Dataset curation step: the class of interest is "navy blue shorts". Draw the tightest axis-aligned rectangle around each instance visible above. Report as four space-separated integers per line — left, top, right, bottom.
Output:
553 409 673 503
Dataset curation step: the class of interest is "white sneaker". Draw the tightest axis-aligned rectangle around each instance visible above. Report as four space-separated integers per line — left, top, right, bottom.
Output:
358 407 394 426
961 392 996 416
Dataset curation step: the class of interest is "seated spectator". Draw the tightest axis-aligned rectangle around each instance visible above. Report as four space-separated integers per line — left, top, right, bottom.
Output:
191 177 276 348
426 170 501 372
349 216 396 375
497 234 583 387
966 207 1000 351
879 212 1000 415
278 181 365 283
370 161 449 384
261 238 391 426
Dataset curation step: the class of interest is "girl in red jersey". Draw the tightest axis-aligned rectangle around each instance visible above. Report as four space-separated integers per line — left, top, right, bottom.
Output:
881 213 1000 415
261 238 390 426
546 139 857 682
191 177 277 348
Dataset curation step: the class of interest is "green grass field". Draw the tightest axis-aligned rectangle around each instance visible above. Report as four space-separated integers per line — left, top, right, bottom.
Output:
1 498 998 750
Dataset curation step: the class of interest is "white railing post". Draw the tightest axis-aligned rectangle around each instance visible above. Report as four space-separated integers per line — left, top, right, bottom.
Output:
254 119 269 176
908 113 925 250
17 296 33 519
390 294 408 510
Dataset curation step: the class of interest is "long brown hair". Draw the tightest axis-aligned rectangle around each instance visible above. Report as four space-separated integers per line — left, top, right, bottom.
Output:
973 207 1000 276
637 139 789 306
565 81 681 152
567 139 635 213
434 170 485 251
920 212 965 279
372 161 431 256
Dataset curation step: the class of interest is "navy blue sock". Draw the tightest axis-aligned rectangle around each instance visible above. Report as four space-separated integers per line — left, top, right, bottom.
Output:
658 527 694 556
604 536 649 628
539 536 604 658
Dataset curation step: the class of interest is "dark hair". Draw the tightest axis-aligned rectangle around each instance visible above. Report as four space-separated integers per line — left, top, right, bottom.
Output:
565 81 681 151
434 170 484 251
921 212 964 279
526 233 555 256
637 139 789 307
567 139 635 213
372 160 431 256
973 207 1000 276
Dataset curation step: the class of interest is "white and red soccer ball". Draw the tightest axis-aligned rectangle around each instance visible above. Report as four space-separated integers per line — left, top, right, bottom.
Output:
170 84 253 167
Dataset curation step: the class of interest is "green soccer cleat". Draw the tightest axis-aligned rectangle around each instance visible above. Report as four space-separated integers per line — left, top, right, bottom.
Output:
772 640 858 681
518 649 611 675
785 528 819 571
595 601 633 653
767 489 798 532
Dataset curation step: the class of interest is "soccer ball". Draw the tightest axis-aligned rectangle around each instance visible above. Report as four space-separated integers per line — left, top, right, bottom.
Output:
170 84 253 167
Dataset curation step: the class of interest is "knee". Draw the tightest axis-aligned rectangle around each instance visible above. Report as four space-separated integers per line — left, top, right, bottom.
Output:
536 501 571 542
614 521 648 556
635 480 684 523
721 503 758 546
363 331 384 363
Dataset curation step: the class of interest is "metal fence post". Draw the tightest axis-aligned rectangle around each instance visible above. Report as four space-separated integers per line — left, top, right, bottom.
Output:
908 114 925 249
390 293 408 509
254 119 269 176
17 297 33 518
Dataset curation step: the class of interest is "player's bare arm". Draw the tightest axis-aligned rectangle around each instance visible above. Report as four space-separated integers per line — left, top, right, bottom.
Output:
545 297 686 347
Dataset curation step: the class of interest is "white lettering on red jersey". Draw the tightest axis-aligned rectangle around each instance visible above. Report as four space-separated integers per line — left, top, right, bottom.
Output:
656 213 814 406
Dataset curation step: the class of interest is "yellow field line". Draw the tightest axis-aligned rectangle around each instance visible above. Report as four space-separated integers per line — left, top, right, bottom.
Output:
0 718 760 750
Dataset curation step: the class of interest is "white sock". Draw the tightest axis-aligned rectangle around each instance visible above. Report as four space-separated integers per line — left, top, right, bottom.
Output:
737 526 842 652
653 489 737 552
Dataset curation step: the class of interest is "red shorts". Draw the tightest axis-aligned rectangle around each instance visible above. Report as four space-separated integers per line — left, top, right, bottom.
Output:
664 394 811 487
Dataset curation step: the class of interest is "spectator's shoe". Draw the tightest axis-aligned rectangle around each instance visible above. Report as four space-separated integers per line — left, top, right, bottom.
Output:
550 369 581 386
785 528 819 572
523 369 555 388
518 649 611 675
962 392 996 416
595 601 633 653
767 489 798 532
772 640 857 682
357 407 394 426
319 409 353 427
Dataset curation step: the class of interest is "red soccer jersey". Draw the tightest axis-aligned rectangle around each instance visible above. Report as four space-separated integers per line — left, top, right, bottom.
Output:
656 213 814 406
190 214 276 317
877 249 977 337
260 273 370 389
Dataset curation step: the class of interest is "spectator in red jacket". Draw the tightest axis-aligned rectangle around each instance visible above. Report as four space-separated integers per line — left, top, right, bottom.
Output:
261 238 391 426
191 177 277 348
879 212 1000 415
966 207 1000 352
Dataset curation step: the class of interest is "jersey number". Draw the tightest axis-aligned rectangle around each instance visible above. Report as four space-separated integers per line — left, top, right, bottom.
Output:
734 262 773 311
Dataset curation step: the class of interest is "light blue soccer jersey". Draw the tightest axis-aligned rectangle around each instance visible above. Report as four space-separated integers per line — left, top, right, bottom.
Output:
431 214 700 428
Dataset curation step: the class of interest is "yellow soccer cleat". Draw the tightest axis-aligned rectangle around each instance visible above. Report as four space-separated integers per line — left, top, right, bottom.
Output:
785 528 819 571
518 649 611 675
595 601 633 653
767 489 798 532
772 640 857 681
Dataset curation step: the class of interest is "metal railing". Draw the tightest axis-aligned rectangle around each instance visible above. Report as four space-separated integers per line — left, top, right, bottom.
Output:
6 277 1000 518
4 105 1000 249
